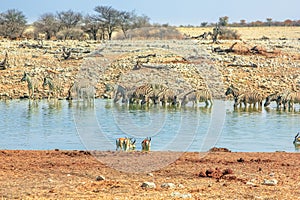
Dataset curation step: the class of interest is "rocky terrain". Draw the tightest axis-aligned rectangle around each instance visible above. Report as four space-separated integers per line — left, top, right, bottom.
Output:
0 27 299 100
0 149 299 199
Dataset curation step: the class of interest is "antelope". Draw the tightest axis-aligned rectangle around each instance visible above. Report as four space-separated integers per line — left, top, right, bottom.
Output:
293 132 300 146
141 137 151 152
116 137 136 151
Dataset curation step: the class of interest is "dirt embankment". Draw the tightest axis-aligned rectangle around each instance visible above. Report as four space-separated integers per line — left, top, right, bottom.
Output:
0 150 299 199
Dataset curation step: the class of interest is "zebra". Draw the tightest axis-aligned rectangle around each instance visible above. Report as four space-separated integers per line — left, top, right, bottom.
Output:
181 88 213 107
43 76 62 99
264 93 281 108
113 84 135 104
67 81 95 101
131 84 154 105
153 86 177 106
225 85 243 107
21 72 39 99
278 91 300 110
234 91 263 108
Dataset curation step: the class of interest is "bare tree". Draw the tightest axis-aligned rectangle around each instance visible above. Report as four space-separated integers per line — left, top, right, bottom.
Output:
34 13 59 39
56 10 82 30
0 9 27 39
93 6 121 40
82 14 102 40
131 14 151 29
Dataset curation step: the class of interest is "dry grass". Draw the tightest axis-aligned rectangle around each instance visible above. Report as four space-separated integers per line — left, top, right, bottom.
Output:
176 26 300 40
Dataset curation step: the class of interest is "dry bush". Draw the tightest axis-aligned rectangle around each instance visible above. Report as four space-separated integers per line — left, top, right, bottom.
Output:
115 27 184 40
56 28 84 40
219 28 241 40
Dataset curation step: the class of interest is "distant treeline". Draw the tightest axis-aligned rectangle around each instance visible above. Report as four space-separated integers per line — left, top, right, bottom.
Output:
0 7 299 40
181 16 300 28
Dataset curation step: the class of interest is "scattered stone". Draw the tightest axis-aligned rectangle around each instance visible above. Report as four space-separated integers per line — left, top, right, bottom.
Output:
96 175 105 181
161 182 176 189
237 158 245 162
262 179 278 186
147 173 153 177
141 182 156 189
246 181 256 186
171 191 192 199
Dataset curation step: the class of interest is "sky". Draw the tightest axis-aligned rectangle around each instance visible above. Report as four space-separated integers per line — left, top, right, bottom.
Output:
1 0 299 25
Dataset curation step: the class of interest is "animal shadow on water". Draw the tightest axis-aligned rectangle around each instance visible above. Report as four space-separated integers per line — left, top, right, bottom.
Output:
233 105 262 113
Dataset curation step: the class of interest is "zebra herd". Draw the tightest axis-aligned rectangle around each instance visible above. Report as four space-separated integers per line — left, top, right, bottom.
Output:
20 72 95 101
111 83 213 107
225 84 300 110
20 72 300 111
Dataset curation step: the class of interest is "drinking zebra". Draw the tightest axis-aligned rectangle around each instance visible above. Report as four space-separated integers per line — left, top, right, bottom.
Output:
278 91 300 110
131 84 154 105
67 81 95 101
21 72 39 99
43 76 62 99
264 93 281 108
225 84 243 107
153 86 177 106
181 88 213 107
113 84 135 104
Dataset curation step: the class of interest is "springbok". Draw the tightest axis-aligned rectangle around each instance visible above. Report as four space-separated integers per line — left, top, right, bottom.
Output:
293 132 300 146
116 137 136 151
141 137 151 152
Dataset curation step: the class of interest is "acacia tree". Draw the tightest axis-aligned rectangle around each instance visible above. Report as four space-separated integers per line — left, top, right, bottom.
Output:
219 16 229 26
0 9 27 38
56 10 82 30
82 14 103 40
93 6 121 40
34 13 59 39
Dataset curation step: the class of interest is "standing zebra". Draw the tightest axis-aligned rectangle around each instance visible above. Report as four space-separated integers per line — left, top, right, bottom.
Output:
234 91 263 108
21 72 39 99
43 76 62 99
225 85 262 108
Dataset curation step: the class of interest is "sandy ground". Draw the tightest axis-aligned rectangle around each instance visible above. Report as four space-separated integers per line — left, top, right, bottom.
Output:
0 149 299 199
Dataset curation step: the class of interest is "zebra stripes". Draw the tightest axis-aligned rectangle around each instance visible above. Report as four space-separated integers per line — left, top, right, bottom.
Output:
278 91 300 110
264 93 281 108
180 88 212 107
225 85 263 108
233 91 263 108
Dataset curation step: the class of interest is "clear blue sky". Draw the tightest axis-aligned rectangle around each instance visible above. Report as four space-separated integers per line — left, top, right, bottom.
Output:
1 0 299 25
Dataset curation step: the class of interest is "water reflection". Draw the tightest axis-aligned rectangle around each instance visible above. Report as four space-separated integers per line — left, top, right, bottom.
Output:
0 99 299 152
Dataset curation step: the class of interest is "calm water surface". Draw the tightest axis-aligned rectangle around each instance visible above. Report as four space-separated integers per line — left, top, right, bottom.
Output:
0 99 299 152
